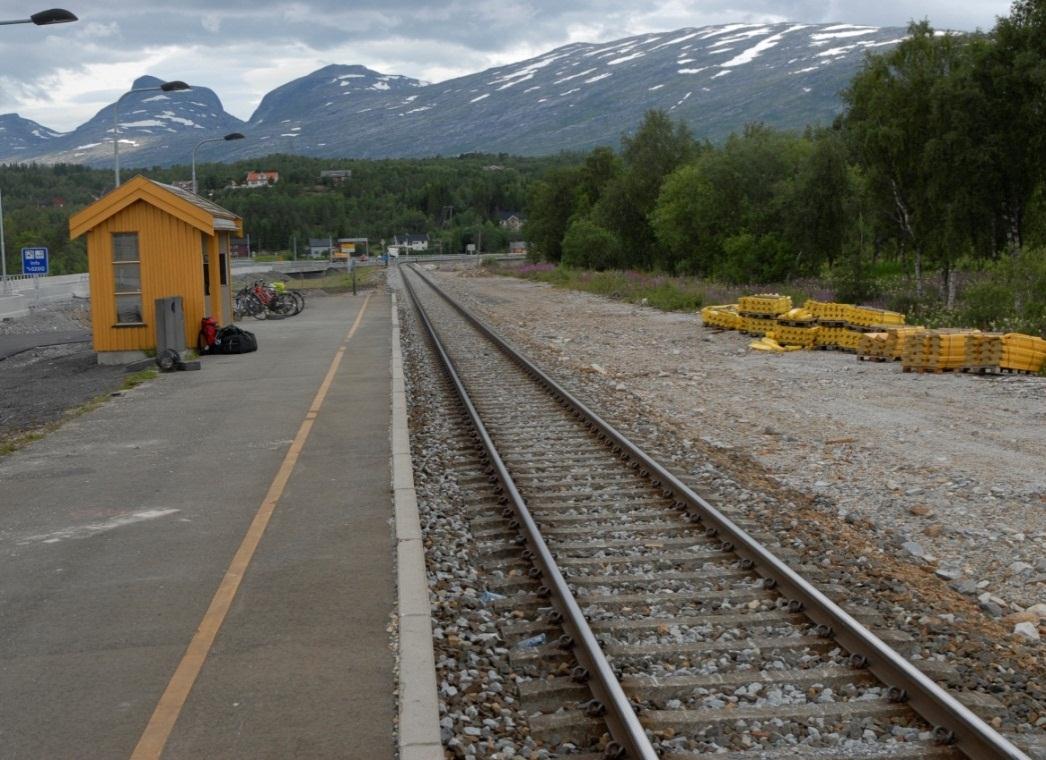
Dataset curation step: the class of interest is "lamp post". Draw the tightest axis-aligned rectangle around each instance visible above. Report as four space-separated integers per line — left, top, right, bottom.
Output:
113 79 190 187
1 9 77 293
0 8 77 25
192 132 244 194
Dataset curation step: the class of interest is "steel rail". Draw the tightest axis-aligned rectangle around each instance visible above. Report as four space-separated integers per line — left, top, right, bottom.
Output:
401 268 658 759
406 264 1030 760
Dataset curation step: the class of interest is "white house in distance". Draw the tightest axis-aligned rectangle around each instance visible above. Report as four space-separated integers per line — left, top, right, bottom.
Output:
244 171 279 188
498 211 525 232
307 238 332 258
388 234 429 255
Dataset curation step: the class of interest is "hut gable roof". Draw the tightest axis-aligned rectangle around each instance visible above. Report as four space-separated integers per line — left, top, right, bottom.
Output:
69 175 241 239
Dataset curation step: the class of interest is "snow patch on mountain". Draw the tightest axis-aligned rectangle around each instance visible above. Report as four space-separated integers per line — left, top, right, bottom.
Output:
608 51 645 65
810 28 877 40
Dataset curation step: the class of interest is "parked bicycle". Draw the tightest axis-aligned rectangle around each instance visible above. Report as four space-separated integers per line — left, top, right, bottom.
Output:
233 280 305 319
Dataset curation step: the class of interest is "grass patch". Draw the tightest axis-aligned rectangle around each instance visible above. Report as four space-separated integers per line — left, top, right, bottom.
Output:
286 267 381 293
500 264 827 313
123 369 157 390
503 265 707 312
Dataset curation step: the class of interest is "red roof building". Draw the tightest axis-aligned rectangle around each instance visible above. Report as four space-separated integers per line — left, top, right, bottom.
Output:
244 171 279 187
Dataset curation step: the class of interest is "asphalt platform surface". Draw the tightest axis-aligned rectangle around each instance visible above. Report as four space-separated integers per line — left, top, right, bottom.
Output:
0 288 396 759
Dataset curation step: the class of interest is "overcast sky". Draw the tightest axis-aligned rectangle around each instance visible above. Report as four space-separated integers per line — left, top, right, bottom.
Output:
0 0 1013 132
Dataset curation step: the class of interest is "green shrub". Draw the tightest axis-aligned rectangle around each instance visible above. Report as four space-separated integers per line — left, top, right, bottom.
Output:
716 233 794 284
960 280 1013 329
561 217 622 271
830 252 880 304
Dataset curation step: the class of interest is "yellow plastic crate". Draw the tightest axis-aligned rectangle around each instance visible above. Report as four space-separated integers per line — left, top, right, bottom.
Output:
772 324 821 348
836 328 864 351
998 333 1045 372
849 306 906 328
739 293 792 316
700 305 742 330
1003 333 1046 353
804 299 854 323
857 332 889 359
885 326 926 360
741 315 777 335
816 325 844 348
963 334 1002 367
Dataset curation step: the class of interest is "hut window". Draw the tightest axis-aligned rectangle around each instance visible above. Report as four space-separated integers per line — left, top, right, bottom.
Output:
112 232 142 324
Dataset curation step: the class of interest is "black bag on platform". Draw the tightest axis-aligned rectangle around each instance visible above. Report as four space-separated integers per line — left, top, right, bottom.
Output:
215 324 258 354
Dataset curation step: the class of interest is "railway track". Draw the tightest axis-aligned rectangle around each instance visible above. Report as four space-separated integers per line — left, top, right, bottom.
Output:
400 264 1031 759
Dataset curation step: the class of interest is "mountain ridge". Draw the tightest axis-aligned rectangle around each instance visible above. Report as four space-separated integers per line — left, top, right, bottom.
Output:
0 22 908 167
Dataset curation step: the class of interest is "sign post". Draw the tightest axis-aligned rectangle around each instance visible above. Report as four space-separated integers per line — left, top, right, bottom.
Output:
21 246 49 276
0 189 7 293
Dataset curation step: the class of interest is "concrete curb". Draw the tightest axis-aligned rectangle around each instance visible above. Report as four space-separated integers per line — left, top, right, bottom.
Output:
390 292 443 760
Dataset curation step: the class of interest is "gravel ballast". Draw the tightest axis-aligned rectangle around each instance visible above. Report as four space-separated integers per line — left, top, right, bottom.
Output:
402 265 1044 751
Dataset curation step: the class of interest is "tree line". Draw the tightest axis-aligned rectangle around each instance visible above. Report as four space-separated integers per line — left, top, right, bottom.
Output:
0 153 563 275
524 1 1046 329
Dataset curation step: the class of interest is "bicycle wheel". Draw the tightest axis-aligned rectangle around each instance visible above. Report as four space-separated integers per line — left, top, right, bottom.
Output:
288 290 306 313
247 293 268 319
271 292 299 317
234 291 256 318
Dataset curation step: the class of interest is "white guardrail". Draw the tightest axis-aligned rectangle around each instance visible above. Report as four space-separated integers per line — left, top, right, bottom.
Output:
0 273 90 318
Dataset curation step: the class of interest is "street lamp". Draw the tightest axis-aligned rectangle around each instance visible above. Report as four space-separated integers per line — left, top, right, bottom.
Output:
192 132 244 194
1 8 77 294
0 8 77 25
113 79 190 187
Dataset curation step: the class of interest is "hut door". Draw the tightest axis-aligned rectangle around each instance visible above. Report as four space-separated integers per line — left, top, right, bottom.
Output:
201 234 211 318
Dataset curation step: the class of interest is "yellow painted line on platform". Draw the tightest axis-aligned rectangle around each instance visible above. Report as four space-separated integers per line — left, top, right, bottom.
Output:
130 291 374 760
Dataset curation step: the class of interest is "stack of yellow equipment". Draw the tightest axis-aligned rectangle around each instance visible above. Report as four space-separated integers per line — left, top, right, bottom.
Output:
815 327 863 351
857 332 890 360
700 304 743 330
771 307 818 347
963 333 1003 370
739 294 792 316
902 330 980 371
741 315 778 335
849 306 906 328
885 326 927 360
769 325 820 348
1000 333 1046 373
804 299 853 324
835 328 866 352
816 325 843 348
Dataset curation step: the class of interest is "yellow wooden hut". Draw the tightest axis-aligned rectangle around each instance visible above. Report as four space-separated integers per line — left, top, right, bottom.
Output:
69 175 243 364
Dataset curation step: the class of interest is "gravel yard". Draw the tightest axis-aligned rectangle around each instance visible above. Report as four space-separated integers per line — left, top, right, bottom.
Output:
428 266 1045 623
0 302 124 442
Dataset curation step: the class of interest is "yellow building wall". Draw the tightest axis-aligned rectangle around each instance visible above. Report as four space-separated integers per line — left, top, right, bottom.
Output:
88 200 211 353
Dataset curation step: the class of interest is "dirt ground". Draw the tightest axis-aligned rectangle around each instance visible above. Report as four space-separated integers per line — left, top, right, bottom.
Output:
428 265 1046 626
0 303 127 443
0 344 126 440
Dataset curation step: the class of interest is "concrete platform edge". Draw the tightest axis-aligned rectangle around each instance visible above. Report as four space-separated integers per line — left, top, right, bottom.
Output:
390 292 443 759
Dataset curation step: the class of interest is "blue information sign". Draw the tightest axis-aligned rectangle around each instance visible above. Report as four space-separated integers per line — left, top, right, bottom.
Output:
21 247 48 275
